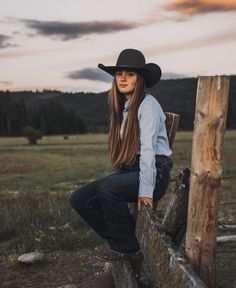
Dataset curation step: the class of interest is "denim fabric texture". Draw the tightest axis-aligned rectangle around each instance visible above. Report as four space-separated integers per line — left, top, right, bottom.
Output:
70 155 171 254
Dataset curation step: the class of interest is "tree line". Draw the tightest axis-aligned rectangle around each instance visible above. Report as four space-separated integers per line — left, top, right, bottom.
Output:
0 76 235 135
0 91 87 136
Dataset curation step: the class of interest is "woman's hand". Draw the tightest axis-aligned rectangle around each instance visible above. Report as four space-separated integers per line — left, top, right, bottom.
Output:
137 197 153 211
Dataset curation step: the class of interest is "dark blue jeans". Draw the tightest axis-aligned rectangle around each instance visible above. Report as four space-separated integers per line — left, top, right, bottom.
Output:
69 156 171 254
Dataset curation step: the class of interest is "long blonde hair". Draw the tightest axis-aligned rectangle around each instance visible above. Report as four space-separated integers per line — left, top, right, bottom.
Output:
108 74 146 170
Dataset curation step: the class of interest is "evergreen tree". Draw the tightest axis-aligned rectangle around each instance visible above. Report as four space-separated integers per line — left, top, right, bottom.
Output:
0 91 13 135
11 99 27 133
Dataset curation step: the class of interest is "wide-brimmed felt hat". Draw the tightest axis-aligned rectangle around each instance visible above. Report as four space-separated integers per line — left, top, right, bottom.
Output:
98 48 162 88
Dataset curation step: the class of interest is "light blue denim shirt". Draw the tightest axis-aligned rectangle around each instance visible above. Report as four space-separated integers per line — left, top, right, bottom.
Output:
120 94 172 199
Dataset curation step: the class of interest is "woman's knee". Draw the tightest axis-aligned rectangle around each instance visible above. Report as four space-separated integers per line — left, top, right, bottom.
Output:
96 177 119 200
69 186 84 210
70 179 102 209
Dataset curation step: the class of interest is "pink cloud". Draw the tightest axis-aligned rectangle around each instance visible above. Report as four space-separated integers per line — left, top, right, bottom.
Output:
161 0 236 15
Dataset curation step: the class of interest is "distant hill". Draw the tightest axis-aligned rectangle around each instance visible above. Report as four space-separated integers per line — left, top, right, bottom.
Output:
1 76 235 132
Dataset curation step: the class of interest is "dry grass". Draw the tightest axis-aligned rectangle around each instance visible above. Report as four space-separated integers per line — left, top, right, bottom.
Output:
0 154 45 174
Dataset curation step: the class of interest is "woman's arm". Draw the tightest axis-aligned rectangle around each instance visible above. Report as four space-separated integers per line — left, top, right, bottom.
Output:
138 96 162 200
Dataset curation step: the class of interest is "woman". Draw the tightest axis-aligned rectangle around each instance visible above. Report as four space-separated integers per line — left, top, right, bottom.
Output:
70 48 172 262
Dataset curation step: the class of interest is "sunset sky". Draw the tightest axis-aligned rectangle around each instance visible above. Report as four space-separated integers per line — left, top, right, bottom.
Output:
0 0 236 92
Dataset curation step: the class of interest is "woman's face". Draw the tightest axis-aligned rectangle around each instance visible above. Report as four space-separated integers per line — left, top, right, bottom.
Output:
115 70 138 97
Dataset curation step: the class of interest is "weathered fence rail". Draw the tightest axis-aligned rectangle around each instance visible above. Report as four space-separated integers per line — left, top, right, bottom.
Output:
136 206 207 288
98 168 207 288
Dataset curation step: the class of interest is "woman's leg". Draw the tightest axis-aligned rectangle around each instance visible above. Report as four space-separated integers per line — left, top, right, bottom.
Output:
95 171 140 254
70 174 116 241
70 170 141 254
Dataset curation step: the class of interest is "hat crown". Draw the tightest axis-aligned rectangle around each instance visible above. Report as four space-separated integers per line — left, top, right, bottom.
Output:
116 49 146 68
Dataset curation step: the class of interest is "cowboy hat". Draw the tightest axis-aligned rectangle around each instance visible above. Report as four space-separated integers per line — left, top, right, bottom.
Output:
98 48 162 88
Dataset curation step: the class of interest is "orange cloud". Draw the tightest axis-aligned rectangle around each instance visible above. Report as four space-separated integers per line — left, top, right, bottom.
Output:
162 0 236 15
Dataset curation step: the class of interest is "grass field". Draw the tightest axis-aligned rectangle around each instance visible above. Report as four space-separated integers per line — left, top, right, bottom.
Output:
0 131 235 287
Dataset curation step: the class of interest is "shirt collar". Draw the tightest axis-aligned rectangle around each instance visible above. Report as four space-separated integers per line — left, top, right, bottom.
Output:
124 99 130 112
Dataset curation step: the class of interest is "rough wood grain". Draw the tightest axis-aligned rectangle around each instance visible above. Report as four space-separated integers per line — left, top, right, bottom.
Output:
162 168 190 246
136 206 207 288
218 224 236 230
98 254 143 288
97 262 115 288
165 112 180 149
185 76 230 288
217 235 236 243
112 260 139 288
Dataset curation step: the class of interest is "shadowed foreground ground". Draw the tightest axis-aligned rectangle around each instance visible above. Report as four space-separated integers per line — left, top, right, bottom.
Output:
0 248 104 288
1 236 236 287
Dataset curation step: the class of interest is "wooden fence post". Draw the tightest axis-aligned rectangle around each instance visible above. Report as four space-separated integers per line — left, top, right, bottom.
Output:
185 76 230 288
165 112 180 149
162 168 190 247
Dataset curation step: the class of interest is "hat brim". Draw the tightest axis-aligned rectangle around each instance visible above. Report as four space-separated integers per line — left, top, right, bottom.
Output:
98 63 162 88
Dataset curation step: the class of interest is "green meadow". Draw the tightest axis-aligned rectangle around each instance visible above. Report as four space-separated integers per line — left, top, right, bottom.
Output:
0 131 235 287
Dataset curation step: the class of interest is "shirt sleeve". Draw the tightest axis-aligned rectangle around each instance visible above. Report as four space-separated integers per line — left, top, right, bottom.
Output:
138 99 161 199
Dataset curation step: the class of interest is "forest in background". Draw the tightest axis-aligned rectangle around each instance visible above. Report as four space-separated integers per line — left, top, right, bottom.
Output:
0 76 235 135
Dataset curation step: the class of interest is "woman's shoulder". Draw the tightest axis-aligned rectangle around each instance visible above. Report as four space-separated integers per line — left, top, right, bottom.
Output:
139 94 162 112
